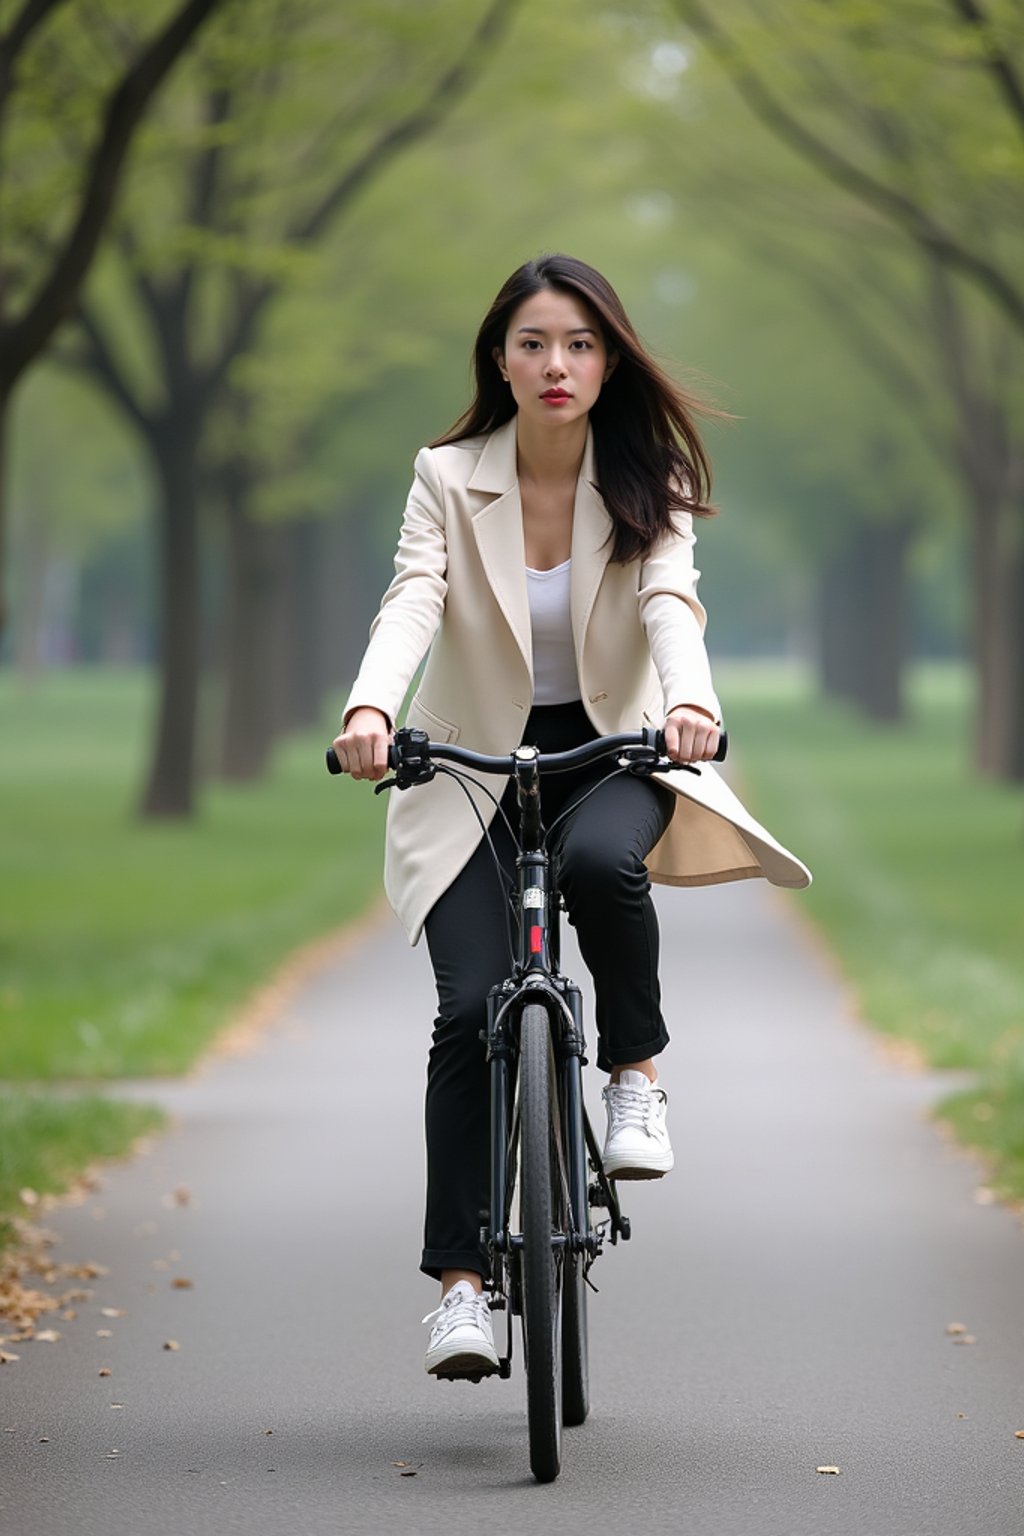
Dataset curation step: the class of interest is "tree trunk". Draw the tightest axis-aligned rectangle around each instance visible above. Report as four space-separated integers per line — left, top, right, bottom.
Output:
139 430 202 817
817 516 910 722
859 517 910 724
818 528 867 705
219 479 283 782
274 516 325 734
973 499 1024 780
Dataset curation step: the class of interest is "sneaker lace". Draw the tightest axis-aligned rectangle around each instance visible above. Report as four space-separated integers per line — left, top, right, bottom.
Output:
421 1289 489 1332
605 1084 656 1136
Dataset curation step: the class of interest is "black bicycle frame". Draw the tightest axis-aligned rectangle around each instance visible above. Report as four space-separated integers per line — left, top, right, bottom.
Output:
483 744 625 1337
324 722 727 1337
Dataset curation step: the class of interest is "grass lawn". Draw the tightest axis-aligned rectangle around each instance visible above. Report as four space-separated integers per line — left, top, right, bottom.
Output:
718 660 1024 1202
0 1095 164 1251
0 669 383 1244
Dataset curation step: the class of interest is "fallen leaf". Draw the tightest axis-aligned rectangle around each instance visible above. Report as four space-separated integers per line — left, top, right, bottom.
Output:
34 1330 61 1343
110 1404 124 1410
1015 1431 1024 1440
61 1310 77 1321
98 1368 112 1377
816 1465 841 1475
0 1352 20 1365
946 1323 967 1335
97 1329 112 1338
163 1188 190 1208
162 1340 180 1352
38 1437 49 1443
392 1461 407 1468
957 1413 969 1420
100 1308 126 1319
953 1335 978 1346
400 1470 418 1478
974 1187 996 1206
19 1189 39 1208
171 1278 193 1290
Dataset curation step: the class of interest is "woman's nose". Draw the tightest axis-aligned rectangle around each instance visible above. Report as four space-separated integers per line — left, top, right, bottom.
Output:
545 349 568 377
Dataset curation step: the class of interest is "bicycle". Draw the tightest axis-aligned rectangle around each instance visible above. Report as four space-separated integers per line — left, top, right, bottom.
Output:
327 721 726 1483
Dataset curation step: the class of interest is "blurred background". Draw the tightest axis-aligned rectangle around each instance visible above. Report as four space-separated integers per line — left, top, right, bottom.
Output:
1 0 1022 1232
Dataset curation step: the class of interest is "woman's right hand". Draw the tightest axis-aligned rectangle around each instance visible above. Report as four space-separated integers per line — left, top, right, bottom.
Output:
332 707 393 781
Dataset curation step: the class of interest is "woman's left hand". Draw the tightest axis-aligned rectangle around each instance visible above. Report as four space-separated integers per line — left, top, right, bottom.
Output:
662 705 720 764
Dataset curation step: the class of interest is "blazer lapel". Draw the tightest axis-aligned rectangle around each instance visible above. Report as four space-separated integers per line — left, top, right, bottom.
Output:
470 418 532 677
469 416 612 684
570 425 613 667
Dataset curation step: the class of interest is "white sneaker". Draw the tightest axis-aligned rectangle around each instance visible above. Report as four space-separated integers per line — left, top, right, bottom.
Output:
602 1069 674 1179
422 1280 499 1380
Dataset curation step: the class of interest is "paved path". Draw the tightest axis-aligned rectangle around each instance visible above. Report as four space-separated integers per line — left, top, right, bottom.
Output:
3 881 1023 1536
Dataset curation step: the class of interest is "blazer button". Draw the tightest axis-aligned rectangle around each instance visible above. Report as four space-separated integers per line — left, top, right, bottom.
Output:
589 691 608 703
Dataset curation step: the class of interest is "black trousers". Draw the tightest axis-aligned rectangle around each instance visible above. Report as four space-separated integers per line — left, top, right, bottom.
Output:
421 700 675 1281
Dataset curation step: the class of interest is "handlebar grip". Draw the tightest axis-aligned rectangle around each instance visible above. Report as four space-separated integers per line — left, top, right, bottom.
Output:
325 743 402 774
654 727 728 763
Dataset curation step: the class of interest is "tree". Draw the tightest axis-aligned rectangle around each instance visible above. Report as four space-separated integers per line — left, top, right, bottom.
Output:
664 0 1024 772
63 0 522 814
0 0 224 637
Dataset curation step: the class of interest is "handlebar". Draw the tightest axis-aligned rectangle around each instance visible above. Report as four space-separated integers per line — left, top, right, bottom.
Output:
325 724 727 781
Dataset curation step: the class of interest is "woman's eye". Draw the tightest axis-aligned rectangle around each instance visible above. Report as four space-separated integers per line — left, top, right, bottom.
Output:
570 339 592 350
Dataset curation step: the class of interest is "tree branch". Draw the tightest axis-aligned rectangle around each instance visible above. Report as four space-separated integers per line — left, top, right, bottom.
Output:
292 0 523 246
205 0 523 396
64 300 154 436
669 0 1024 333
0 0 223 392
948 0 1024 138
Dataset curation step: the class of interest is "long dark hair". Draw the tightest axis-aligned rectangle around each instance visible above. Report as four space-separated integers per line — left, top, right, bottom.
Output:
431 253 723 563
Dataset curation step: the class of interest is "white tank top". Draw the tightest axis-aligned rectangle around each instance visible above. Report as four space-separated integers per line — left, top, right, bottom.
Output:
526 558 581 705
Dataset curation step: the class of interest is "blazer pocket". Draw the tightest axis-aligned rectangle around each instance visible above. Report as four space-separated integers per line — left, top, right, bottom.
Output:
408 694 461 744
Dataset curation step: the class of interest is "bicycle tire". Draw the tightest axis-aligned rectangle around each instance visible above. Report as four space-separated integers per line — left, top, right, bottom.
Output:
561 1237 589 1427
517 1002 562 1483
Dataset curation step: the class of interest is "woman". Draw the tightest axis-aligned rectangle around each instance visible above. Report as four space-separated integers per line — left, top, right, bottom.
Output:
333 254 810 1380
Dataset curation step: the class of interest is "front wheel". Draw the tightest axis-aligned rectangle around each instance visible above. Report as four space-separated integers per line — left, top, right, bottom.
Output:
517 1003 562 1483
562 1247 589 1427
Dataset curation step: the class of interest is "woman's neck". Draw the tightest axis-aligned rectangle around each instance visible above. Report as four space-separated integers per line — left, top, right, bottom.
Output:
514 413 588 488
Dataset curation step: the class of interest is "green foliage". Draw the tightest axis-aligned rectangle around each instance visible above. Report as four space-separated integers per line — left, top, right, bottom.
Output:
0 671 382 1077
7 0 984 660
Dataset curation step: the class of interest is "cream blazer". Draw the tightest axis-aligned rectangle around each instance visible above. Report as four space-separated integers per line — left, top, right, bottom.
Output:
344 416 811 944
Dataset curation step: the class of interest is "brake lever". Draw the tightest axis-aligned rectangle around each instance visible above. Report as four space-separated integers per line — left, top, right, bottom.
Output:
625 757 700 778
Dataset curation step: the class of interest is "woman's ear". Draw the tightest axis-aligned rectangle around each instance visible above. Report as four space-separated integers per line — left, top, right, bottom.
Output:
604 351 619 381
492 345 509 382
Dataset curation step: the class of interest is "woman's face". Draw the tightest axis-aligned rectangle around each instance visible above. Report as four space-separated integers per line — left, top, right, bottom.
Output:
494 287 616 430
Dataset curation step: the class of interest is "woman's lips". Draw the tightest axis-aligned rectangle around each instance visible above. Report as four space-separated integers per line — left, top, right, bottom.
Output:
541 390 571 404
